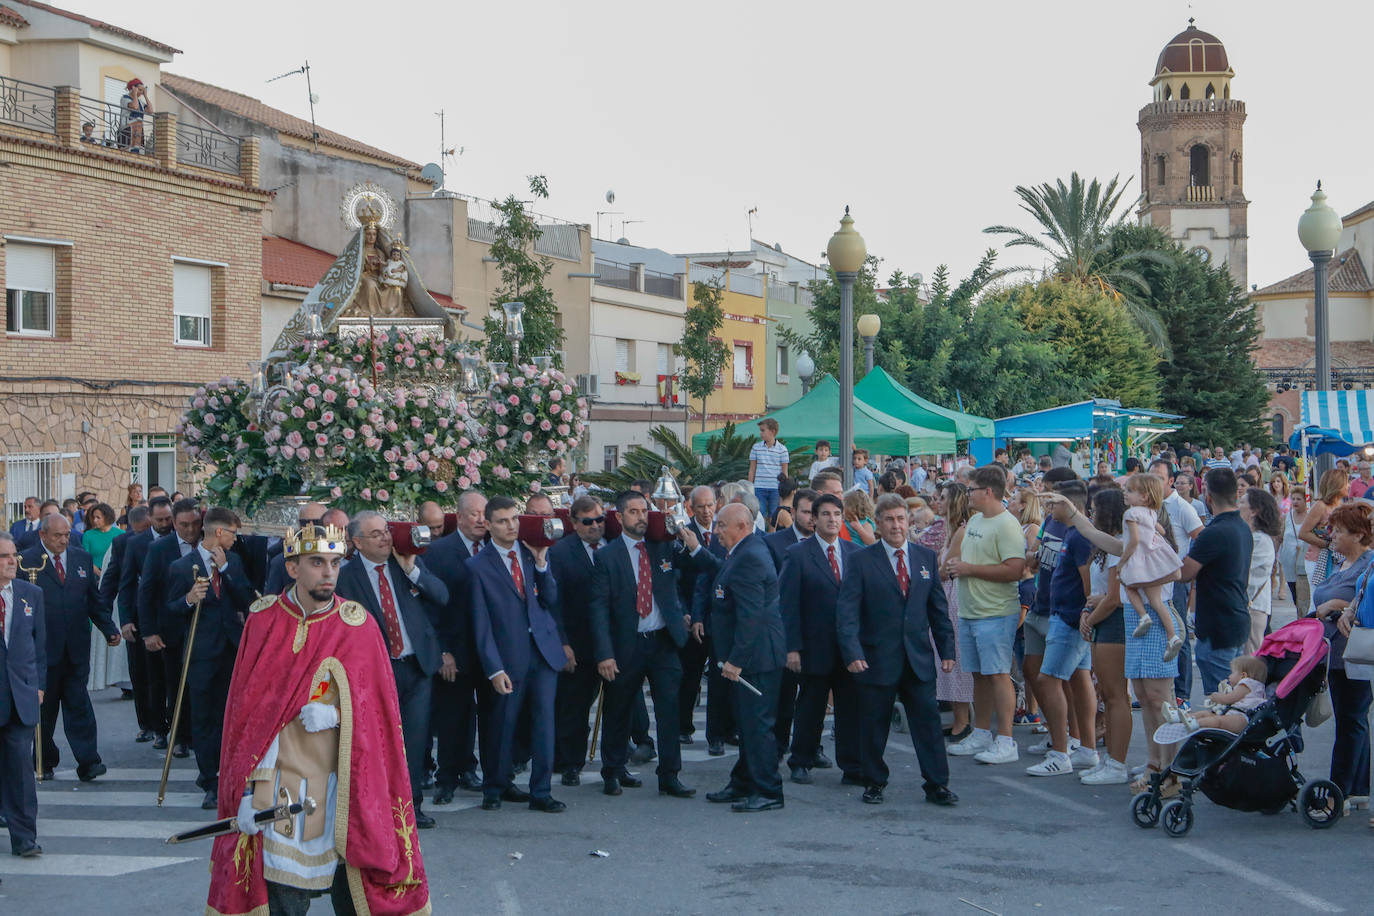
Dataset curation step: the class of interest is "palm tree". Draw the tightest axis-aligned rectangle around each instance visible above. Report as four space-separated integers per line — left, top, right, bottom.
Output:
580 422 789 491
984 172 1171 355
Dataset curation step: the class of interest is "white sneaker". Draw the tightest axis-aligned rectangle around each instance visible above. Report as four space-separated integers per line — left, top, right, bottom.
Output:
1027 737 1052 755
974 741 1020 765
948 731 993 757
1069 746 1100 770
1026 751 1073 777
1080 758 1129 785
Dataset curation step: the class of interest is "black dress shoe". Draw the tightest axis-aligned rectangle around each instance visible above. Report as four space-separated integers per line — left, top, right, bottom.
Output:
630 743 657 765
201 788 218 810
152 733 168 750
708 740 725 756
659 778 696 798
501 786 531 803
480 796 502 811
136 729 156 743
731 794 783 812
415 810 436 829
171 743 190 759
840 773 865 786
603 776 623 796
529 796 566 813
812 751 834 769
706 785 747 804
679 734 694 746
925 786 959 807
618 772 643 788
560 769 581 787
12 840 42 858
433 787 456 806
0 814 7 829
421 771 435 790
78 762 107 782
790 766 813 785
724 734 740 746
457 770 482 792
39 769 55 782
862 785 884 804
512 761 528 776
944 724 973 742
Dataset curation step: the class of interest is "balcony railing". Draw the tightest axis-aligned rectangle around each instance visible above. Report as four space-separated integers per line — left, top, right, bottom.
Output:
595 259 637 291
76 93 154 155
1140 99 1245 117
0 76 56 133
1186 185 1215 203
643 269 681 299
175 120 241 174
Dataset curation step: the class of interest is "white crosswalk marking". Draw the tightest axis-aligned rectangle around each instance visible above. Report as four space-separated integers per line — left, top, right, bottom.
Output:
0 854 197 878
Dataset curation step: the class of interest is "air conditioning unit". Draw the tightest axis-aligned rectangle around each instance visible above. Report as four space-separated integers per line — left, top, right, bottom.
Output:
576 373 601 399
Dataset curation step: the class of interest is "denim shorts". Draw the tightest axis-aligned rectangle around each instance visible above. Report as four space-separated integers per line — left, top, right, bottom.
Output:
1023 612 1051 656
958 613 1020 675
1040 616 1092 680
1093 607 1126 645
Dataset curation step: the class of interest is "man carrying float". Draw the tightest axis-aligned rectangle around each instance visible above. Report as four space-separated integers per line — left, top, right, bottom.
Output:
206 523 430 916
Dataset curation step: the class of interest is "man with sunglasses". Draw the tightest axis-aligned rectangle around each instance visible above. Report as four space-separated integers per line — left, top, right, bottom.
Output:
549 496 606 786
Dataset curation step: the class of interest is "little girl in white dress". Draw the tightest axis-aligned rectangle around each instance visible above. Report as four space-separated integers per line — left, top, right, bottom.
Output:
1119 473 1184 661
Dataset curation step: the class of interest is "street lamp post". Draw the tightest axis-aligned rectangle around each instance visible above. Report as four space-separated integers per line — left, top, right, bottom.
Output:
827 207 867 489
796 351 815 394
858 313 881 373
500 300 526 366
1298 182 1343 479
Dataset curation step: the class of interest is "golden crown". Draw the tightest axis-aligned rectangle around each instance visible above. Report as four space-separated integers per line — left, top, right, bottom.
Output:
284 524 348 559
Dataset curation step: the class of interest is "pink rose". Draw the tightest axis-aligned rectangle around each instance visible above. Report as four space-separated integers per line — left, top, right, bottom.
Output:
321 411 334 424
303 397 316 410
323 389 337 403
434 358 445 369
285 431 304 448
508 395 520 406
313 447 325 458
354 354 364 363
192 397 206 409
307 384 321 396
331 486 343 498
547 439 558 450
416 397 429 409
550 389 561 401
404 357 417 369
569 437 580 447
562 410 573 422
426 459 439 473
494 405 508 416
438 417 450 428
266 445 279 457
361 487 372 500
496 425 509 437
531 392 541 403
377 489 390 502
296 446 312 460
540 419 552 431
495 439 508 450
389 470 399 481
203 412 216 425
513 377 526 388
557 424 570 436
307 420 318 431
315 433 328 446
410 416 423 429
386 421 399 433
457 476 470 489
521 431 533 444
346 398 358 410
522 412 535 425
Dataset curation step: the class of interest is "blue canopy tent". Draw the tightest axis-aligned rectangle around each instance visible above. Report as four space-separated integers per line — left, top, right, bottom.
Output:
1300 391 1374 451
971 399 1181 470
1288 425 1361 459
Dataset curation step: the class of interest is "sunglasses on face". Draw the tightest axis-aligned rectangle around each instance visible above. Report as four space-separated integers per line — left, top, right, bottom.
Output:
578 516 606 526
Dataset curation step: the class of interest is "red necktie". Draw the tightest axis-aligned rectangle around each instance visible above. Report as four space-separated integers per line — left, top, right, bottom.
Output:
374 564 405 658
827 544 841 584
53 553 65 584
895 547 909 597
635 541 653 618
210 566 222 599
508 550 526 599
702 530 711 548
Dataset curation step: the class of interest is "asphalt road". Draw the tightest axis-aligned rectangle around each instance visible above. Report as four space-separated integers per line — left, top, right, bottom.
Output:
3 603 1366 915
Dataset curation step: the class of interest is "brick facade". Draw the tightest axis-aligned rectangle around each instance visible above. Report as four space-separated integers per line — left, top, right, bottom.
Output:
0 126 268 508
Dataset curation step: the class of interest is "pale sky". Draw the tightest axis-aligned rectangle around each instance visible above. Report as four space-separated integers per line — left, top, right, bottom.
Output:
82 0 1374 290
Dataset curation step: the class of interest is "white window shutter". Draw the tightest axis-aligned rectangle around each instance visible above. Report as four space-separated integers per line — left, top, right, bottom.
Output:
6 244 54 292
173 263 212 318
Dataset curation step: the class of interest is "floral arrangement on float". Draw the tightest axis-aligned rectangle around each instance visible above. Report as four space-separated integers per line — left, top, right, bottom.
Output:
177 327 587 515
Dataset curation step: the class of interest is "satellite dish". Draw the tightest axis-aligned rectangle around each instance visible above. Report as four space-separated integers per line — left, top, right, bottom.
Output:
420 163 444 189
606 190 616 204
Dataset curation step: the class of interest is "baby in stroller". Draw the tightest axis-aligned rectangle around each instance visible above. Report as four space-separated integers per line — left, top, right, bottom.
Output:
1155 656 1268 741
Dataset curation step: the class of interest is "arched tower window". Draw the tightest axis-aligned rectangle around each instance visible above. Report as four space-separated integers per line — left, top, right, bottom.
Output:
1164 84 1172 101
1156 156 1166 187
1190 145 1209 187
1180 83 1190 100
1272 413 1284 443
1232 152 1241 187
1224 84 1230 100
1205 83 1216 100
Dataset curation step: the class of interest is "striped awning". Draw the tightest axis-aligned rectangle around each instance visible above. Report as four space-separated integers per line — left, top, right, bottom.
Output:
1301 391 1374 445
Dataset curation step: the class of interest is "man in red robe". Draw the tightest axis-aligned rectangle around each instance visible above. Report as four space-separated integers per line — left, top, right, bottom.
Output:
207 524 430 916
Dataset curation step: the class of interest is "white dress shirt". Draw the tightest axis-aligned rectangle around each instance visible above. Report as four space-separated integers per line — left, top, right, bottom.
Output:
459 533 483 558
814 534 844 579
177 537 196 558
582 539 604 564
44 546 67 573
365 559 421 658
196 544 230 575
886 541 909 578
620 534 665 633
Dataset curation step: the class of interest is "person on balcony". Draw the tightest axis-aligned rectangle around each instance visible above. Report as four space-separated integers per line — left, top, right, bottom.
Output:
120 79 150 153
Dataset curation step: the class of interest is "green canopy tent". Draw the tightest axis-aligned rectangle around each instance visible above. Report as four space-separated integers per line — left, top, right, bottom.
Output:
690 374 956 455
854 366 995 440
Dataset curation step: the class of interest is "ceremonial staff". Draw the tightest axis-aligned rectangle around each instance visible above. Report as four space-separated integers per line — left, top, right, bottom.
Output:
17 553 46 782
587 682 605 763
158 564 210 806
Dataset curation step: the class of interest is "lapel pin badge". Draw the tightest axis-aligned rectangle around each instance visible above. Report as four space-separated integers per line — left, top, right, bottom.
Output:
715 584 725 599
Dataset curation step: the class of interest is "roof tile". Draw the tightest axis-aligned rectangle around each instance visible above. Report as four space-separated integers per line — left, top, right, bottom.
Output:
11 1 177 53
1252 248 1373 297
0 4 29 27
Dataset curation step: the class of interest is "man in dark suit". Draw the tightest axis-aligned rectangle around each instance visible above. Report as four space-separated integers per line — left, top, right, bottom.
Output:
335 511 449 828
137 497 202 758
469 496 566 812
589 491 696 798
762 488 817 761
691 503 787 812
10 497 41 550
0 533 45 857
779 492 861 785
164 508 254 809
836 493 958 807
37 501 82 551
117 496 174 747
100 506 156 742
548 494 604 786
678 486 735 755
23 513 119 781
423 492 486 805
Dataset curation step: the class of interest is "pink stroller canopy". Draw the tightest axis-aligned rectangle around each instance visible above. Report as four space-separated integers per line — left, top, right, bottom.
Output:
1255 618 1328 699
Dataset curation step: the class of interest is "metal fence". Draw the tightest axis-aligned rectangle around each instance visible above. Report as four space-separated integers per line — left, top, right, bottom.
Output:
75 93 155 155
595 259 637 291
2 452 72 523
643 269 682 299
0 76 56 133
175 120 241 174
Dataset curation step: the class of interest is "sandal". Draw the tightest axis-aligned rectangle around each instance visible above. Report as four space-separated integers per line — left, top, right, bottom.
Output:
1129 763 1162 794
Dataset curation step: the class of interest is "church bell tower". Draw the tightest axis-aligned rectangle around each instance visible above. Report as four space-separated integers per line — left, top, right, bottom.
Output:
1137 20 1248 289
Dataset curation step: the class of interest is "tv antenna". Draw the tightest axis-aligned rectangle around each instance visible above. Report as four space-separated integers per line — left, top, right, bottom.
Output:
747 206 758 240
267 60 319 151
622 218 646 240
434 110 463 187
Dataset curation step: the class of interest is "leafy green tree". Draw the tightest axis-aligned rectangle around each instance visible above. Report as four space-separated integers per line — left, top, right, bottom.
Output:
1102 223 1269 444
679 279 731 432
483 175 566 365
985 172 1170 353
778 255 888 381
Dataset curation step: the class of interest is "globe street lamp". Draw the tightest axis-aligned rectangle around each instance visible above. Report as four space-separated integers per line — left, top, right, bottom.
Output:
796 351 816 395
858 313 881 373
827 207 867 489
1297 182 1343 477
500 300 526 366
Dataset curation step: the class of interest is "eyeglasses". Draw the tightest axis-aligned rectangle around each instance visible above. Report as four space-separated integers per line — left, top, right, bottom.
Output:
578 516 606 526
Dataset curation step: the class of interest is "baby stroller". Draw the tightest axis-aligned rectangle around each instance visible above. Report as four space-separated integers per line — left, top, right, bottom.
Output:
1130 618 1343 837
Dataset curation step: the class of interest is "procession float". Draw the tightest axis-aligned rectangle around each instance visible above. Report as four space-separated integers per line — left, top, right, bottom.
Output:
177 182 589 530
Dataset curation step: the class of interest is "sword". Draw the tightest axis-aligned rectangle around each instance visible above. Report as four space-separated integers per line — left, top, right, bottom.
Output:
166 795 317 844
718 661 763 697
587 681 605 763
